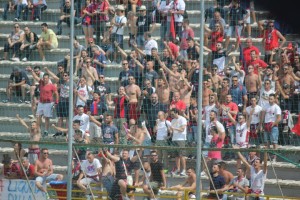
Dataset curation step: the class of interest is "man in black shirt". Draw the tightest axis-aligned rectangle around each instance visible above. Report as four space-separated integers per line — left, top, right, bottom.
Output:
105 149 142 200
56 0 80 35
143 150 167 199
3 67 31 103
136 5 154 48
94 74 111 103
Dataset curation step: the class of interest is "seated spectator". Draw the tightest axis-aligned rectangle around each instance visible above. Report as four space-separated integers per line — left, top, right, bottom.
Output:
28 0 47 21
56 0 80 35
2 0 17 20
1 23 24 61
226 167 249 199
19 157 35 180
2 67 31 103
14 0 29 21
20 26 39 62
2 154 21 179
12 142 27 162
77 152 102 198
34 148 63 199
64 37 85 71
37 23 58 61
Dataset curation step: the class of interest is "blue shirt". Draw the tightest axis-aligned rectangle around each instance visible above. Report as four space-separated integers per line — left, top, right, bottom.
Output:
230 84 247 105
93 53 107 75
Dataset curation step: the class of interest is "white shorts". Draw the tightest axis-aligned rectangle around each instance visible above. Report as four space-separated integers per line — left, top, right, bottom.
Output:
80 177 99 185
36 102 53 118
244 9 250 24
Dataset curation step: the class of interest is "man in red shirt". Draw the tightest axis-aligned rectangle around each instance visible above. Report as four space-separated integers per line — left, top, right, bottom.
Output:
30 68 59 137
170 91 186 115
249 50 268 74
242 38 260 69
19 157 35 180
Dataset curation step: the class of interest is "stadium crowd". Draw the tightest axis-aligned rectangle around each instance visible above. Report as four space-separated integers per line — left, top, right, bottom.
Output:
1 0 300 199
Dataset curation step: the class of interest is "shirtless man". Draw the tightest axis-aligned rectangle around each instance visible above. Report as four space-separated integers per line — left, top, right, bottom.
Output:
125 76 141 121
34 148 63 197
126 11 137 48
203 80 214 107
170 167 197 200
278 64 295 88
81 58 99 86
219 78 230 104
176 73 193 108
245 65 261 103
218 161 234 192
101 155 116 196
156 68 170 105
210 64 223 92
16 114 41 164
158 58 181 99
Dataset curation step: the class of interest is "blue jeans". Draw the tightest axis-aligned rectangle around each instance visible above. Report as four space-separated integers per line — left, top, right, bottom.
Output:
33 4 47 20
136 34 145 48
187 125 198 144
16 4 28 20
264 126 279 144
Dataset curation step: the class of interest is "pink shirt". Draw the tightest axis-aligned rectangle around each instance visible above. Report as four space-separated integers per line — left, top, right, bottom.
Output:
180 28 194 50
208 135 223 159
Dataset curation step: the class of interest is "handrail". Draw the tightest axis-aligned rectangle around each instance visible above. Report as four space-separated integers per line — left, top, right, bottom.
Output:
46 185 300 200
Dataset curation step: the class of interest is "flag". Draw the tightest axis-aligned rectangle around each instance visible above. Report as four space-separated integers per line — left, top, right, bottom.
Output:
291 113 300 136
170 14 176 40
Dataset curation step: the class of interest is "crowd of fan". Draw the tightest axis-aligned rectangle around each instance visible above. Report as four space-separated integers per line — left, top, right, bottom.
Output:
1 0 300 199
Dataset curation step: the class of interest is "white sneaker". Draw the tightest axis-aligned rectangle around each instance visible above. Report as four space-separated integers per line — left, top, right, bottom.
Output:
22 57 27 62
201 171 207 176
11 57 20 62
252 22 258 26
180 170 187 176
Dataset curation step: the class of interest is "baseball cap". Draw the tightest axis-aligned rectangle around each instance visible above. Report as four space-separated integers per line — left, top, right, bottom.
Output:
139 5 147 10
13 67 20 72
116 4 125 11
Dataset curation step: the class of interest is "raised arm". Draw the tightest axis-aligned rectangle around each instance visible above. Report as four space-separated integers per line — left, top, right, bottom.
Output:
44 67 60 83
16 114 29 130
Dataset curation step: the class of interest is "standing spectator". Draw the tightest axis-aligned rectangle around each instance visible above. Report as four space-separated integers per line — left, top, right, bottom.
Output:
101 114 119 153
246 96 263 145
136 5 155 48
202 79 214 107
3 67 31 103
16 114 41 164
93 0 110 45
142 150 167 199
73 105 90 134
169 108 187 176
77 152 102 198
14 0 28 21
230 75 248 113
242 38 260 69
56 0 80 35
245 65 261 102
224 0 249 51
204 22 224 53
236 147 268 199
258 79 275 108
167 0 186 41
92 46 107 75
37 23 58 61
75 75 93 109
186 37 200 61
110 86 128 145
144 60 158 89
81 0 95 47
260 94 281 161
125 76 141 121
20 26 39 62
1 23 24 61
29 69 58 137
105 148 142 200
156 69 170 105
263 20 286 63
249 50 268 74
34 148 64 199
81 57 99 86
205 0 226 23
19 157 35 180
111 5 127 64
93 74 111 103
170 91 186 115
30 0 47 21
119 60 134 87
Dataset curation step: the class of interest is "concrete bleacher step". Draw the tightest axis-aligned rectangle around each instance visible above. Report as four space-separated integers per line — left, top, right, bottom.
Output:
0 61 123 77
0 33 265 52
0 21 265 39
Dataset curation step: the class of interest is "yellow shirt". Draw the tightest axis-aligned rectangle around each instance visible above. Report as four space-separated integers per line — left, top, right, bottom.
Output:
40 29 58 48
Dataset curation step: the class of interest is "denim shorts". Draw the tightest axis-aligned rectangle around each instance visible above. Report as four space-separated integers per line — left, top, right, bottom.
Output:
263 126 279 144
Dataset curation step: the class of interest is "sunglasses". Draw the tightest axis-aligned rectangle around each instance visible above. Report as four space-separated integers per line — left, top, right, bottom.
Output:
43 152 49 155
122 63 128 65
14 26 19 28
63 75 68 77
151 154 157 157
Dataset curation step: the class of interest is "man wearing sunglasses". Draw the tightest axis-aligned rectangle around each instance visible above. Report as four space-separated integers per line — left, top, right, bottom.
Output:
34 148 64 199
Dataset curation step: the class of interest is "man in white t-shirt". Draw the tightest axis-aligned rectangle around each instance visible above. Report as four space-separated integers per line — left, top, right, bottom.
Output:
166 0 186 40
227 112 249 149
77 152 102 196
260 94 281 159
204 94 219 135
75 76 93 107
258 79 275 108
246 96 262 145
169 108 187 176
154 111 171 166
73 105 90 134
236 147 268 200
143 32 158 56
